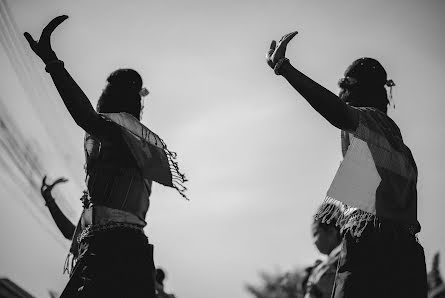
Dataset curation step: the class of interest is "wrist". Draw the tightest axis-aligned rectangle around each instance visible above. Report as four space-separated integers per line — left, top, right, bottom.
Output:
45 59 64 73
274 57 290 75
42 51 58 64
44 196 55 206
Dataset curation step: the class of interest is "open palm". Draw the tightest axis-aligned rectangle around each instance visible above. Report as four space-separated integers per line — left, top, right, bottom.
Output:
266 31 298 69
24 15 68 64
40 175 68 199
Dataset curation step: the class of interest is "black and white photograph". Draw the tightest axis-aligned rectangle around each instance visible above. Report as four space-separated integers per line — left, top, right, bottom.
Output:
0 0 444 297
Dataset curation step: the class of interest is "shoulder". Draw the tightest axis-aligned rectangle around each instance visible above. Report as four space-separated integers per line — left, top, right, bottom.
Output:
348 106 402 140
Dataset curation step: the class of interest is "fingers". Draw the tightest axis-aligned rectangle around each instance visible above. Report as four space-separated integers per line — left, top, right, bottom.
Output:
269 40 276 51
267 31 297 69
41 176 47 193
41 175 67 195
44 15 69 33
281 31 298 45
52 177 68 187
23 32 37 49
266 40 276 59
42 15 68 39
266 40 277 68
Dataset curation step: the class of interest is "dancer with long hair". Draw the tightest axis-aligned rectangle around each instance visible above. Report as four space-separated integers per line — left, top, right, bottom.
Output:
25 16 187 298
266 31 427 297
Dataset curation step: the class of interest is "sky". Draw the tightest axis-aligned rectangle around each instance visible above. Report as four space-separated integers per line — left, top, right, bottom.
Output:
1 0 445 297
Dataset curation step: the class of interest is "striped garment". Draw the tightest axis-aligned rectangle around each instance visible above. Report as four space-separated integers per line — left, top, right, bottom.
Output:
315 107 419 237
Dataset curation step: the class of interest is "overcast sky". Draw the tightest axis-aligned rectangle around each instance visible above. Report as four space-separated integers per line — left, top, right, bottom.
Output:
1 0 445 297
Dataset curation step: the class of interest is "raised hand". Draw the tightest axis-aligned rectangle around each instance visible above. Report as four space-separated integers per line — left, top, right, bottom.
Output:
24 15 68 64
266 31 298 69
40 175 68 200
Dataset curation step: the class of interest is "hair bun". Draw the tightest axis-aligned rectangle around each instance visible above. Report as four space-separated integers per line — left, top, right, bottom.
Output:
107 68 143 91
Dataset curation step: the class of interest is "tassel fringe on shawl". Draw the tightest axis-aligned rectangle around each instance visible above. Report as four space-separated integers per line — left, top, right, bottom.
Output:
64 112 188 275
101 112 188 200
315 196 376 238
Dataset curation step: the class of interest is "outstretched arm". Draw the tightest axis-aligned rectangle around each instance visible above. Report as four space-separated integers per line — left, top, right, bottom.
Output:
266 32 358 131
40 176 75 240
24 16 117 139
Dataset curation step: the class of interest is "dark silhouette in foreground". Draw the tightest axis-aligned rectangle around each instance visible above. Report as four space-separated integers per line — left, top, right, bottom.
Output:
25 15 186 298
266 31 427 297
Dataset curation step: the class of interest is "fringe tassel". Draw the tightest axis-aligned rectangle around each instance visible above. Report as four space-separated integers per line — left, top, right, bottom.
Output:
129 116 189 199
164 148 188 200
102 113 188 199
63 253 76 276
141 127 189 200
315 196 376 239
142 123 188 199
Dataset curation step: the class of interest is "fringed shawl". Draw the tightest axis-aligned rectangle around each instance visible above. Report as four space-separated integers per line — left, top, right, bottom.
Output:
101 112 188 199
315 107 418 238
64 112 187 275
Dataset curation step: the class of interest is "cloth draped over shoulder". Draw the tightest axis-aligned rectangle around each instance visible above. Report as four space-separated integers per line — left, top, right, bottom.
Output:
315 107 418 238
65 112 187 275
100 112 188 198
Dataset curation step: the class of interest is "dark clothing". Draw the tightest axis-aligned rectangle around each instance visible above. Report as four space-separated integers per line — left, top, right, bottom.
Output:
304 246 341 298
334 222 427 298
61 228 156 298
84 121 151 225
42 64 185 297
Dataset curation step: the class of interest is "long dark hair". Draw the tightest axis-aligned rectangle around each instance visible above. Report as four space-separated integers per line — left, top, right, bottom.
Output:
96 68 143 119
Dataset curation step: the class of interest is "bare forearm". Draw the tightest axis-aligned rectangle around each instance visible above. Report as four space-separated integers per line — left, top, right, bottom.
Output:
46 199 75 240
279 61 357 130
47 63 110 136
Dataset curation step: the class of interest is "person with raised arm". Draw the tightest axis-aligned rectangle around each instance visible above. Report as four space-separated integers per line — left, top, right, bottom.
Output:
25 16 187 298
40 176 75 240
266 31 427 298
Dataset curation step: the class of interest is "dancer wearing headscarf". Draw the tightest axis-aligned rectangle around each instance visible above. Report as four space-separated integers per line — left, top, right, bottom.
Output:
266 31 427 298
25 16 187 298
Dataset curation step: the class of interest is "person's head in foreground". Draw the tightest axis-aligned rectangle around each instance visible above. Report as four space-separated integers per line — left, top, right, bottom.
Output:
96 68 149 120
311 205 342 255
338 57 395 114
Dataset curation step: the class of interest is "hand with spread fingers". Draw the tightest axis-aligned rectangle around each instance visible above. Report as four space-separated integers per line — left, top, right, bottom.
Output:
40 175 68 204
24 15 68 64
266 31 298 73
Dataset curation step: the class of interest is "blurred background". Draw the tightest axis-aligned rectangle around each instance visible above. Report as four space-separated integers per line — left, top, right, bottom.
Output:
1 0 444 297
